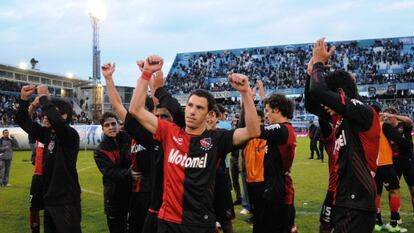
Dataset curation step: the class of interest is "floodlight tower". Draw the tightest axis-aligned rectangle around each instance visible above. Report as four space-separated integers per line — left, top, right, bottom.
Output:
89 11 103 122
90 13 101 84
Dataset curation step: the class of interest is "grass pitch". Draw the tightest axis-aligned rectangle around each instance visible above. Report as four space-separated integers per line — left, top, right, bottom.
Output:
1 138 414 232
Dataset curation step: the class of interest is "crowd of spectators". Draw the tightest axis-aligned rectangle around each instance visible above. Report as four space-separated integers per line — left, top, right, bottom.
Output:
0 94 18 127
0 80 91 126
166 39 414 94
1 38 414 126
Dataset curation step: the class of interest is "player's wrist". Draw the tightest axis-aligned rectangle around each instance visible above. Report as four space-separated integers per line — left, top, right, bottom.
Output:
140 70 152 81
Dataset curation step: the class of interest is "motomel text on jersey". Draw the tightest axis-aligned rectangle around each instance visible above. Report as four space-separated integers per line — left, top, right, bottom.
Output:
131 143 146 153
168 149 208 168
334 130 347 154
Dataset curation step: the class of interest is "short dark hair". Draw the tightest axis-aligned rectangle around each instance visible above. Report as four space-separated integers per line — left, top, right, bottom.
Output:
325 70 359 99
145 96 154 112
383 107 399 115
257 109 264 119
216 104 227 114
100 112 119 126
211 105 220 117
188 89 216 111
265 93 294 119
50 97 73 124
370 103 382 114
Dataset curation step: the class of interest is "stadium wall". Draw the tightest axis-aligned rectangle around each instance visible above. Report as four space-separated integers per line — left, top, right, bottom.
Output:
0 125 103 150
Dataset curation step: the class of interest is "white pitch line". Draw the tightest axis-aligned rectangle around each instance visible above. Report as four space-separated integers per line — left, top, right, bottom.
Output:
295 211 414 216
77 166 96 172
81 188 101 196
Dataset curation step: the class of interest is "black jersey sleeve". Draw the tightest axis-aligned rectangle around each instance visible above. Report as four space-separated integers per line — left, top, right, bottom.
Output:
402 125 413 142
155 87 185 128
217 129 235 157
15 99 47 143
383 122 413 153
39 96 79 146
304 75 330 121
260 123 288 145
94 148 131 180
124 112 152 144
309 63 373 131
318 118 332 138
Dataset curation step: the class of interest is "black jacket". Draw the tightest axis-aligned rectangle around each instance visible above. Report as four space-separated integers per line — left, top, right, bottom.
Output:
16 97 81 206
94 131 132 215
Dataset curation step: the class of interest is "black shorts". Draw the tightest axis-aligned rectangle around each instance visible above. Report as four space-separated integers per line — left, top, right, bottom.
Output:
44 203 82 233
258 203 295 233
320 191 334 226
375 165 400 193
332 206 375 233
142 211 158 233
214 173 235 223
29 175 44 211
393 157 414 187
157 219 215 233
129 192 151 233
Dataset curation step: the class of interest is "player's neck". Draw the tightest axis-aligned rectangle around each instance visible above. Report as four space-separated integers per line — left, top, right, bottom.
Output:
185 125 207 136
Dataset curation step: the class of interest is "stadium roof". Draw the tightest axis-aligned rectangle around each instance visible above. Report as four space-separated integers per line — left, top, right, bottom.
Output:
0 63 91 87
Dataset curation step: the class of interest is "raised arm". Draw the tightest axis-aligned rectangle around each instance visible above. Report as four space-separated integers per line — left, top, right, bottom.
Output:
37 85 79 146
382 112 413 128
128 55 163 134
304 59 330 120
102 63 127 121
150 70 185 128
230 74 261 146
15 85 46 143
309 38 373 130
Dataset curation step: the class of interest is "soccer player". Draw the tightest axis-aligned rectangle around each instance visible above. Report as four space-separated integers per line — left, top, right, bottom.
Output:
207 105 235 233
371 106 403 232
101 63 184 233
308 38 380 233
242 110 267 233
28 96 47 233
129 55 260 233
382 108 414 223
252 93 297 233
305 58 337 233
94 112 133 233
16 84 82 233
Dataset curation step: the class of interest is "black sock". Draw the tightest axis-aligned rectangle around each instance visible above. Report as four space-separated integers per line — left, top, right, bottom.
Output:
376 212 383 226
390 211 400 227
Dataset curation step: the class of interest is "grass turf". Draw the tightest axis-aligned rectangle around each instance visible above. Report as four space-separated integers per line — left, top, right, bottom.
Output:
1 138 414 232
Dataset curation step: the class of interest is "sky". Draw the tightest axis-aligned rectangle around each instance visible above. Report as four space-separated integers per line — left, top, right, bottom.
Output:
1 0 414 87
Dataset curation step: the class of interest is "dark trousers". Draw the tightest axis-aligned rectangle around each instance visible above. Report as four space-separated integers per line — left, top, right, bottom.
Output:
332 206 375 233
0 159 11 186
129 192 151 233
257 203 295 233
107 213 127 233
142 212 158 233
230 150 242 201
247 182 265 233
44 203 82 233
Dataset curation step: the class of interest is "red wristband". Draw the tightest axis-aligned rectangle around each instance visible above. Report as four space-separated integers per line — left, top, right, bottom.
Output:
140 70 152 81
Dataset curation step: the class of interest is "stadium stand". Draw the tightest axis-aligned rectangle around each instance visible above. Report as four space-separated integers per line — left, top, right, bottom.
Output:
1 37 414 128
165 36 414 127
166 37 414 93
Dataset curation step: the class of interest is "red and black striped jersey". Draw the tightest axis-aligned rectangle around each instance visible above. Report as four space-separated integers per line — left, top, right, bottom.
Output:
260 122 296 205
333 105 380 212
154 119 234 227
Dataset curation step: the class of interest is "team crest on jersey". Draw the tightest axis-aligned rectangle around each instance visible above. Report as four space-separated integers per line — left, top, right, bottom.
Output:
350 99 363 106
131 143 146 153
173 136 183 145
200 137 212 151
48 141 55 154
